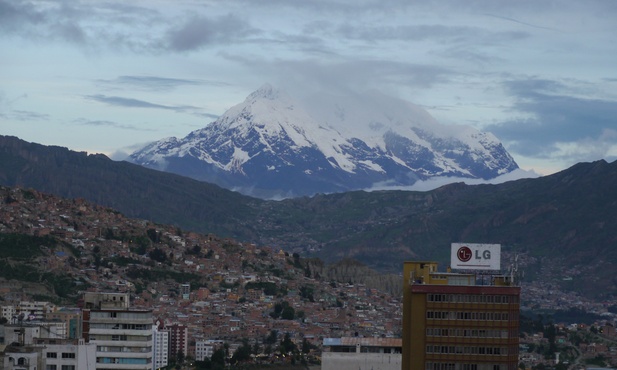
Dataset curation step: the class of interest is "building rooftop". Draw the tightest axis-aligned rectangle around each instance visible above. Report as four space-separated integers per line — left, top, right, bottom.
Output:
324 337 402 347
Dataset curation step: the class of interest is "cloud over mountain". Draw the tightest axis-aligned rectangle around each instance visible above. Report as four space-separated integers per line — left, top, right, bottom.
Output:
129 85 518 198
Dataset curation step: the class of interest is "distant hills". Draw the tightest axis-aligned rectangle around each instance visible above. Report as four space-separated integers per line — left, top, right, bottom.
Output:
2 135 617 297
129 85 518 198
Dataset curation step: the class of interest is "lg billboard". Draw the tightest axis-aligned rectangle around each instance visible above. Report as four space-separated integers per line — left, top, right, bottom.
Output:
450 243 501 271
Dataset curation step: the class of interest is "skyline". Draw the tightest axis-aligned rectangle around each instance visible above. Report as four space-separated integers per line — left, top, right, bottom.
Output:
1 0 616 177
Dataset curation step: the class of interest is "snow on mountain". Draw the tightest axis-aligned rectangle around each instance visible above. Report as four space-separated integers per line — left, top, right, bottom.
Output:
129 84 518 198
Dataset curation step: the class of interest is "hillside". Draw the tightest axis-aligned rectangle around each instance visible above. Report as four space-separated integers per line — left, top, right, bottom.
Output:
0 186 405 348
0 135 260 239
1 135 617 297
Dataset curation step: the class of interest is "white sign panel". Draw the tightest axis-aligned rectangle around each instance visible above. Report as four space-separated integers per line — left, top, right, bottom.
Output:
450 243 501 270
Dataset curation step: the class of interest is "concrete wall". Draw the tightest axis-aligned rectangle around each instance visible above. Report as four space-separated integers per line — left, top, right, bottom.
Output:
322 352 402 370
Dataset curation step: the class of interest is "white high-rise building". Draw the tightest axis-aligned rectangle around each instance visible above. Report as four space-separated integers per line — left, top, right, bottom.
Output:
82 292 153 370
153 325 169 369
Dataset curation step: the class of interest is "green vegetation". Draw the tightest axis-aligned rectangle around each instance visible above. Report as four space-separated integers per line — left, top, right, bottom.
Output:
126 266 203 286
0 233 86 301
0 259 85 300
108 255 141 266
0 259 40 281
0 233 57 259
244 281 280 296
585 355 608 368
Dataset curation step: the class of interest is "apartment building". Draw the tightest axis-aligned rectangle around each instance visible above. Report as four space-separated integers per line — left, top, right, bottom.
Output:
153 325 169 369
81 292 153 370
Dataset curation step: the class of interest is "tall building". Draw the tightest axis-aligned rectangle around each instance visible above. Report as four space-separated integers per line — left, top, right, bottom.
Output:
81 292 153 370
154 319 188 364
402 261 520 370
167 323 188 361
153 324 169 369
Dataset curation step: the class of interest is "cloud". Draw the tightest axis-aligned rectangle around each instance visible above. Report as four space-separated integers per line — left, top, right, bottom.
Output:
0 1 255 53
482 14 558 31
0 0 47 33
0 94 50 121
97 75 229 92
85 94 198 112
486 78 617 163
108 141 156 161
11 110 50 121
193 112 221 120
222 53 454 96
0 0 89 45
74 118 156 132
336 23 527 44
366 168 540 193
165 14 257 52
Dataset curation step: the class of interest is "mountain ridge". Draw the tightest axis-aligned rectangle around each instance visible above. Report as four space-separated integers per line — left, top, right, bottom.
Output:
2 135 617 297
129 85 519 198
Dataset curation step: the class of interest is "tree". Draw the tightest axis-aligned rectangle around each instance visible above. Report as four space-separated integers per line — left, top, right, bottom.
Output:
187 244 201 255
231 339 252 364
146 228 159 243
302 338 315 354
253 341 261 355
195 358 211 370
299 286 314 302
281 306 295 320
280 332 297 354
149 248 167 263
265 330 278 345
211 348 226 370
271 302 285 319
131 236 149 255
544 322 557 358
176 350 185 366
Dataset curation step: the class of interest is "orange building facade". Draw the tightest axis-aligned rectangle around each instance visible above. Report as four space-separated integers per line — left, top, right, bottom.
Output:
402 262 520 370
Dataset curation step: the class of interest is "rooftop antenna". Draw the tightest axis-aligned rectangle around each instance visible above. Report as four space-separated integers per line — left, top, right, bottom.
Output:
509 254 519 286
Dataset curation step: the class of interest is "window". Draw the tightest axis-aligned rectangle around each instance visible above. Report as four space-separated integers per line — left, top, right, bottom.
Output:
46 365 58 370
62 353 76 359
47 352 58 358
61 366 76 370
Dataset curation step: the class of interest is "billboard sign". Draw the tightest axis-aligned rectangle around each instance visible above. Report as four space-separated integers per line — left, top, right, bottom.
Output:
450 243 501 270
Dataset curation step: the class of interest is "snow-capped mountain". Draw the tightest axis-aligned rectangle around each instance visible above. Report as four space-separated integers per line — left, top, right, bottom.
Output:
128 84 518 198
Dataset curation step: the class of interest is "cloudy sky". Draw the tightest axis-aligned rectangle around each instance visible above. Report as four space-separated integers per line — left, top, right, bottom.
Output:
1 0 616 176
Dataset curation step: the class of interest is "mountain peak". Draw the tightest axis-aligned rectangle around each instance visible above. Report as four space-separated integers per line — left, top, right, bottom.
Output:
129 86 519 198
247 83 281 101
